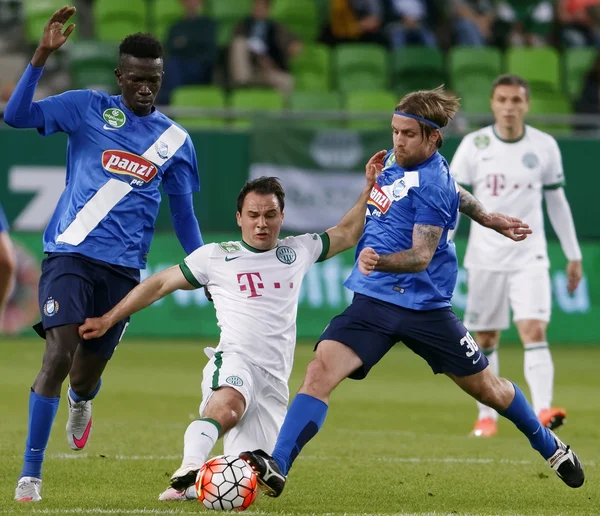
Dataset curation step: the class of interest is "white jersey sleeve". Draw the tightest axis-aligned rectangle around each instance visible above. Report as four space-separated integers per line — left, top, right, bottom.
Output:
180 243 218 287
287 232 330 268
449 133 476 186
541 135 566 189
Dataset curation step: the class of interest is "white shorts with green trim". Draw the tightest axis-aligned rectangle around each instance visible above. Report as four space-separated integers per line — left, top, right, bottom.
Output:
464 267 551 332
199 348 289 456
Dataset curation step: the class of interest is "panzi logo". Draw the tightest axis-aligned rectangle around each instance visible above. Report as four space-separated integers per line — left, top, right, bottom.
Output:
367 184 391 214
102 150 158 183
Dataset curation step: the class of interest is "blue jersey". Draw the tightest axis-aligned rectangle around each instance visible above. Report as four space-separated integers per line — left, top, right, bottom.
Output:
345 150 460 310
36 90 200 269
0 202 8 233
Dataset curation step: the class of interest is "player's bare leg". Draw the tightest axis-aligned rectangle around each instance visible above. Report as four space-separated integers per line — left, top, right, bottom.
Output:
160 387 245 500
65 345 108 451
516 319 565 430
471 330 501 437
16 324 80 501
448 367 584 488
241 340 363 497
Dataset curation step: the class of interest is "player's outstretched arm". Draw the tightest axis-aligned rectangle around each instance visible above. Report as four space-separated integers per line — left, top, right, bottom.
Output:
324 150 386 259
78 265 195 340
457 184 532 242
4 6 76 129
358 224 443 275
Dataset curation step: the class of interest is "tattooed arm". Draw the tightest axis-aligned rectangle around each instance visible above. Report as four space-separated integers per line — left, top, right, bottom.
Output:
457 184 532 241
358 224 443 275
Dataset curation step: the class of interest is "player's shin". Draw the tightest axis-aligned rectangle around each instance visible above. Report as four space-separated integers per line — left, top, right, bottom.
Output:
271 393 328 475
498 382 557 459
182 418 221 468
477 347 499 421
21 389 60 479
523 342 554 414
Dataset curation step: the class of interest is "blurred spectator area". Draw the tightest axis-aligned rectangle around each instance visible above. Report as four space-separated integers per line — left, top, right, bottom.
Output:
1 0 600 135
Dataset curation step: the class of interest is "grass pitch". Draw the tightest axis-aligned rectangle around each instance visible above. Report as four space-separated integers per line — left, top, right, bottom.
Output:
0 338 598 516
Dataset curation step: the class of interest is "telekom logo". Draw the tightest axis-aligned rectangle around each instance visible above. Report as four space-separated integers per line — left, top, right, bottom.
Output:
486 174 505 196
238 272 264 298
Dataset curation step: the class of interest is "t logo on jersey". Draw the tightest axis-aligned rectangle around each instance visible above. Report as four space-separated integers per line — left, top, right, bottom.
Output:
367 184 392 214
238 272 264 298
102 150 158 183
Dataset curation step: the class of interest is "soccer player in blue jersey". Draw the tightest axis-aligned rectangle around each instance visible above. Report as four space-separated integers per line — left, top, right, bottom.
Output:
0 202 16 328
240 87 585 495
4 7 204 502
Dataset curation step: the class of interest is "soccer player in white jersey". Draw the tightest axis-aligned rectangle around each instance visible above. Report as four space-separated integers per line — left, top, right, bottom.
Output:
450 74 583 438
78 163 384 500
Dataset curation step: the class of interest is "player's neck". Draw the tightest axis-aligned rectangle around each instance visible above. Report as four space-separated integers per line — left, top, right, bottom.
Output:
493 123 525 143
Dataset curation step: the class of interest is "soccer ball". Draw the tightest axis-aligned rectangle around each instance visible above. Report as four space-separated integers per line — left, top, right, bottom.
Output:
196 455 258 511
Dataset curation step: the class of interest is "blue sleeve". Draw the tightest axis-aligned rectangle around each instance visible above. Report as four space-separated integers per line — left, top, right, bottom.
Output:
162 136 200 195
34 89 94 136
168 192 204 254
3 64 45 129
412 184 452 228
0 203 8 233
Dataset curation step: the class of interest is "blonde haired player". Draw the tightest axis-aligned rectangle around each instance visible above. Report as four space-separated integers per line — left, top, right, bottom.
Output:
78 164 384 500
450 74 583 438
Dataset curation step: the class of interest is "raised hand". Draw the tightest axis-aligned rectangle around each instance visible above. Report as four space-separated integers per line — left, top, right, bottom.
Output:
358 247 379 275
39 6 76 53
78 316 111 341
483 213 532 242
365 150 387 186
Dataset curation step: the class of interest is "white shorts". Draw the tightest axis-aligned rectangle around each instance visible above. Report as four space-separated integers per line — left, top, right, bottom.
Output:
199 348 289 457
464 268 551 331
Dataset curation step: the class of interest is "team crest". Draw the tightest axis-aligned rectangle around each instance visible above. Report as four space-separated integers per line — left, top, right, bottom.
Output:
225 376 244 387
391 178 406 200
103 108 126 128
43 297 59 317
155 140 169 159
522 152 538 169
276 246 296 265
474 135 490 149
384 153 396 169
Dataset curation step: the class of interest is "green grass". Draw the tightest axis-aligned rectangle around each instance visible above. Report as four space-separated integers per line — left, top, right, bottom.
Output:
0 339 598 516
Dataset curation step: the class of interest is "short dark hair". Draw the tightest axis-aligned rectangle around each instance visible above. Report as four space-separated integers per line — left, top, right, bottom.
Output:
237 177 285 213
491 74 530 99
119 33 163 61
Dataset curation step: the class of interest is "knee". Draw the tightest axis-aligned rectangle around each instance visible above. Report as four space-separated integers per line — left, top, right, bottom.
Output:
476 376 513 410
39 347 73 385
518 321 547 344
476 331 500 350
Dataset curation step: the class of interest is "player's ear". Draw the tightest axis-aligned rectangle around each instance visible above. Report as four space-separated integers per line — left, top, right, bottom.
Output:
114 68 122 87
236 211 242 228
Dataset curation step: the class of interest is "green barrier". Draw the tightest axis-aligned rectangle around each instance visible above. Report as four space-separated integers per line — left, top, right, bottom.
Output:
0 128 597 237
11 233 599 343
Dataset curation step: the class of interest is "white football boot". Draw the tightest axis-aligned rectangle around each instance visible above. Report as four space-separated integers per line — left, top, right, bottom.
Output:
66 389 93 451
14 477 42 502
169 464 201 491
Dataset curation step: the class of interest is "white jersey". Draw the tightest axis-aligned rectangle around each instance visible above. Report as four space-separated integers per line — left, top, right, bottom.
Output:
180 234 329 383
450 125 565 271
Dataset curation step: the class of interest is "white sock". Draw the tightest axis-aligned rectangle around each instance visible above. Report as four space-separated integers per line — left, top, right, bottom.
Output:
524 342 554 415
477 347 499 421
181 418 220 468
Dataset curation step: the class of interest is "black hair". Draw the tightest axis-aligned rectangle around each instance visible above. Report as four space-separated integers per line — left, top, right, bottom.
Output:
491 74 530 100
119 33 163 61
237 177 285 213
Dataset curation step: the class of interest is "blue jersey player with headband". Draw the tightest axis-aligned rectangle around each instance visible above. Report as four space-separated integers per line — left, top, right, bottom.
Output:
4 6 204 502
241 87 585 495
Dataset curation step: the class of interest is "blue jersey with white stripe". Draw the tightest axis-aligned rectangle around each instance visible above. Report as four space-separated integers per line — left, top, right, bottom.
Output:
37 90 199 269
0 202 8 232
345 150 460 310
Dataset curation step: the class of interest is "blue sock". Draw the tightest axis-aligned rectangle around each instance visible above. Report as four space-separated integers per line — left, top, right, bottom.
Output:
271 394 328 475
499 383 558 460
69 378 102 402
21 389 60 479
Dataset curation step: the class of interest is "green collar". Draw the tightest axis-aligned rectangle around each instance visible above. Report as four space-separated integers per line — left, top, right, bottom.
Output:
492 124 526 144
241 239 274 253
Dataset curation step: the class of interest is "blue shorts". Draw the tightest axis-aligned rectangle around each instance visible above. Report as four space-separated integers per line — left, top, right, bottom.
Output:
318 293 488 380
34 253 140 360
